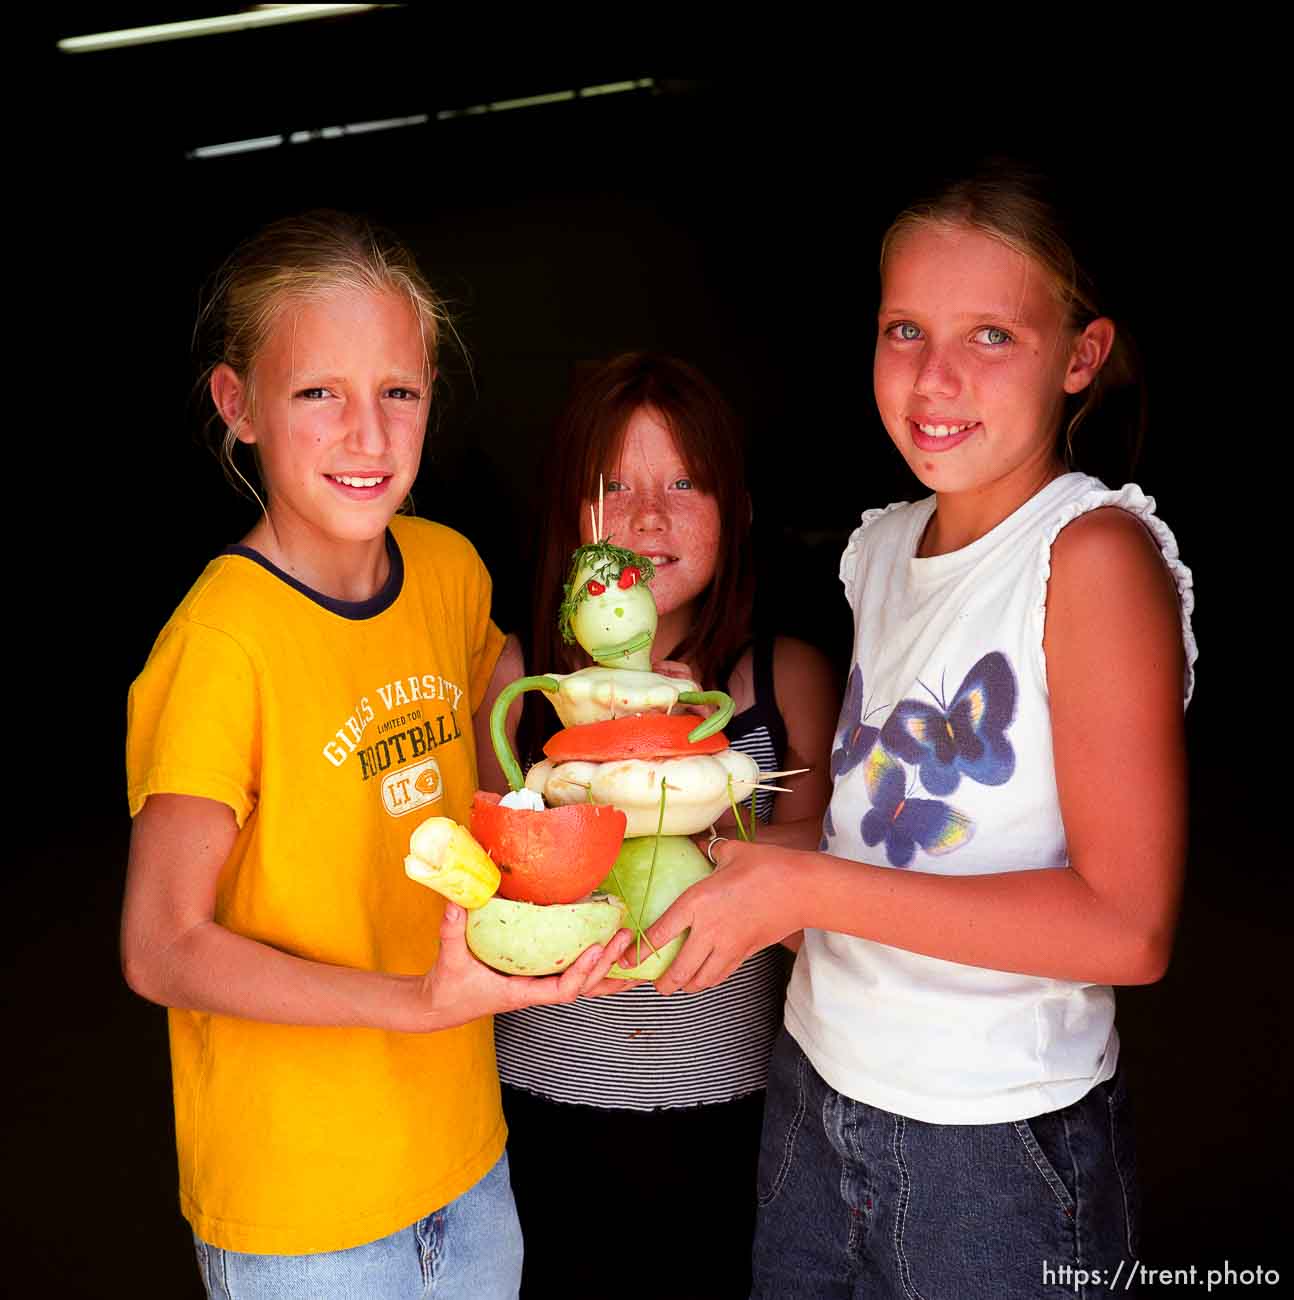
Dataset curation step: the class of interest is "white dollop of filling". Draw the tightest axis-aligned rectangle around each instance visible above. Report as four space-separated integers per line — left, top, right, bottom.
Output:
500 788 546 811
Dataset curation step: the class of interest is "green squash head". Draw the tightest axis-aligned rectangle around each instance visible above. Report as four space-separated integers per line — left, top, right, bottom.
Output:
558 541 658 671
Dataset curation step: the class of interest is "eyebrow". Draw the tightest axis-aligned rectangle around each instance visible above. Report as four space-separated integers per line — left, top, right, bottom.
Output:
877 305 1039 329
291 369 426 384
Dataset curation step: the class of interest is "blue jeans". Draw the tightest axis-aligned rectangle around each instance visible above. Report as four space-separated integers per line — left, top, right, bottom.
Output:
752 1030 1140 1299
193 1151 523 1300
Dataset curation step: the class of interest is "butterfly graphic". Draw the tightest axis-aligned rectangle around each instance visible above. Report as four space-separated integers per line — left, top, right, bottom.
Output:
830 664 884 780
879 651 1017 797
861 747 974 868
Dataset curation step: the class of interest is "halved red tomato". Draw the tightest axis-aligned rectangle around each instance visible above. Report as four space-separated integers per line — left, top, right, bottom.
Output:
470 792 627 905
543 714 728 764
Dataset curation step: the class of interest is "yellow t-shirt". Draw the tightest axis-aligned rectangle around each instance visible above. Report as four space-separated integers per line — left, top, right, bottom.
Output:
126 517 508 1255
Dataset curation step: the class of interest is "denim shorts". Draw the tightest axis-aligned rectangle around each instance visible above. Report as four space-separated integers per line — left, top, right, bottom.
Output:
192 1150 522 1300
752 1029 1140 1300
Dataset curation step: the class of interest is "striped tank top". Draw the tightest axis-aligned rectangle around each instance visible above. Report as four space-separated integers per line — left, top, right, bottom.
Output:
493 635 792 1110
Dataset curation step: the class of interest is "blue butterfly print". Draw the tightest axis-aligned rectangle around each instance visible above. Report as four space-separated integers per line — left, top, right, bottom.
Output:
879 651 1017 797
831 664 882 780
819 804 835 852
861 748 973 868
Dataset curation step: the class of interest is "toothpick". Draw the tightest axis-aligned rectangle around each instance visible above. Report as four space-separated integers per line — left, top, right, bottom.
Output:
588 503 598 543
598 474 605 542
752 783 794 794
553 776 592 790
759 768 811 779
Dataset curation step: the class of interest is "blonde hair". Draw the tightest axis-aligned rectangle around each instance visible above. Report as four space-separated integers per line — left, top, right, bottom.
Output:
195 210 450 500
880 162 1143 469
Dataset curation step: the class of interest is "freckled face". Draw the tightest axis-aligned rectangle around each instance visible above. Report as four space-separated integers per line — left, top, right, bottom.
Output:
580 408 721 618
238 286 430 555
874 223 1081 500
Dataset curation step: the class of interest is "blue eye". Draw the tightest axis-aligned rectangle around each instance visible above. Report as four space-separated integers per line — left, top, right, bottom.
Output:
604 478 629 493
296 387 329 400
974 326 1012 346
387 387 421 401
673 477 693 490
885 322 921 342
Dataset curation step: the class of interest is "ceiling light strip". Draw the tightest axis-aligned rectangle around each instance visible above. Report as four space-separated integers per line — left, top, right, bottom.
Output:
189 134 285 159
58 5 382 53
186 81 654 159
436 79 654 120
579 80 652 97
190 113 429 159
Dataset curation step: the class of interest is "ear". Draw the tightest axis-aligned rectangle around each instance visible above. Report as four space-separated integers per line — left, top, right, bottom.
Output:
211 363 255 444
1063 317 1116 395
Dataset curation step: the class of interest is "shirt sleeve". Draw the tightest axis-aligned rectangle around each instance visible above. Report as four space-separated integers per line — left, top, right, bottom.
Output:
840 501 911 611
126 618 261 826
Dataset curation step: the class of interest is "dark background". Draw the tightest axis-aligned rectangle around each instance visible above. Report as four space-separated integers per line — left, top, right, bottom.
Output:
12 10 1283 1297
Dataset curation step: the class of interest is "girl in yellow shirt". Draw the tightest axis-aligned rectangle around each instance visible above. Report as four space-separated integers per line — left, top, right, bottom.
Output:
123 210 630 1298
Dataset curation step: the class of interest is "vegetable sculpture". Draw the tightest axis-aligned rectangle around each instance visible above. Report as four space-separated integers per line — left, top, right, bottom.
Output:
406 522 788 979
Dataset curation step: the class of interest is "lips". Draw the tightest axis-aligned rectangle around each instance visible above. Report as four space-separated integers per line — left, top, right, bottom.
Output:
642 553 678 566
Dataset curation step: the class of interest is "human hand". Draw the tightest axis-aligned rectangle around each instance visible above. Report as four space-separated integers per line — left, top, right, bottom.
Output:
580 971 645 997
646 841 800 995
652 658 712 716
416 904 635 1027
651 657 699 682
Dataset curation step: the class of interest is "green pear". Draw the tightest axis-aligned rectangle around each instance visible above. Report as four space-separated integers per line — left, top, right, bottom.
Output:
600 835 712 981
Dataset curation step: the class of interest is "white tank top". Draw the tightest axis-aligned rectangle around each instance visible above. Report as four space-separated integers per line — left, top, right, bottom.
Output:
785 474 1197 1124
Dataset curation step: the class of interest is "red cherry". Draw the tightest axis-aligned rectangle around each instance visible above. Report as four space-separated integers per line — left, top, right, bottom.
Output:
617 566 640 589
586 578 606 596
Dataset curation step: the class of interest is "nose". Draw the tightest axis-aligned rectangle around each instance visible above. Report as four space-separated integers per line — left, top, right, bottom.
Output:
913 343 960 400
345 395 390 456
630 486 667 533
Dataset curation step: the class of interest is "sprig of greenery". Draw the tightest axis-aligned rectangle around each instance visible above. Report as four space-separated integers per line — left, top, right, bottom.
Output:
557 541 657 645
608 776 668 968
635 778 669 965
727 774 753 843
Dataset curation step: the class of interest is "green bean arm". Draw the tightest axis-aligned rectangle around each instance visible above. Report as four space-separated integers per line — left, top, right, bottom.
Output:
489 675 560 792
676 690 735 741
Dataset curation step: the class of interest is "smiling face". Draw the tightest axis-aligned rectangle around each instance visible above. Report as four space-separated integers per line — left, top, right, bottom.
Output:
214 285 430 578
874 222 1104 512
580 407 721 620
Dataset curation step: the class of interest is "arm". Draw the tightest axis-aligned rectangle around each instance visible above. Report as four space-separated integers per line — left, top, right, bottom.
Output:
121 792 631 1030
761 636 837 850
756 637 839 950
651 510 1187 994
473 633 525 795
